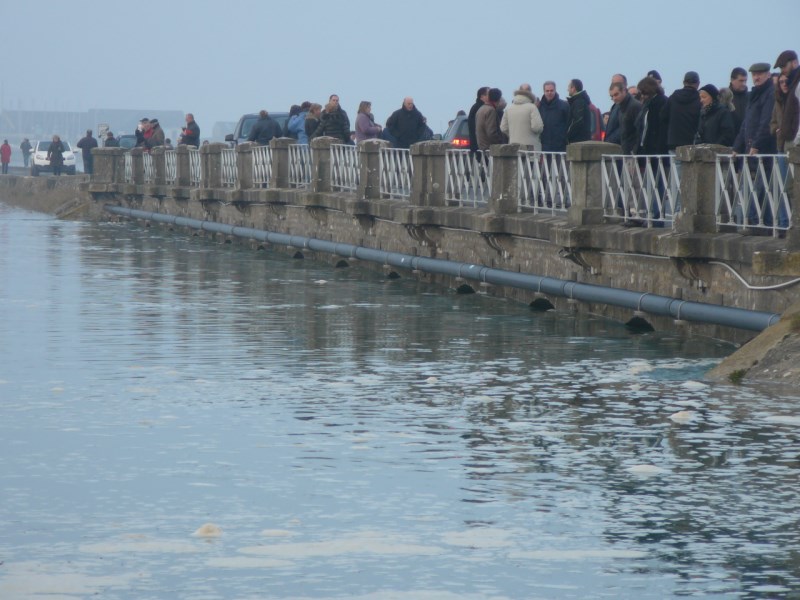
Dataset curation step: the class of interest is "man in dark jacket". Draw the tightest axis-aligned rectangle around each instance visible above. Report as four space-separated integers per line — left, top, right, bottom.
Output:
728 67 749 138
733 63 776 155
566 79 592 144
661 71 701 151
180 113 200 147
467 87 489 157
386 97 427 149
609 82 640 154
539 81 569 152
77 129 98 174
248 110 282 145
604 74 627 146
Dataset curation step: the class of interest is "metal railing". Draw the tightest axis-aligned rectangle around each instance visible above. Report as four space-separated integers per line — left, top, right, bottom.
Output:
221 148 237 188
330 144 360 192
143 153 154 183
715 154 793 235
379 147 413 199
601 155 679 227
124 153 132 183
165 150 177 184
445 149 491 207
188 149 202 186
289 144 312 188
518 151 571 214
252 145 273 187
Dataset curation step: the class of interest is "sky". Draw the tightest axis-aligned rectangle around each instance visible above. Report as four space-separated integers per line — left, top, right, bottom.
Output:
2 0 798 138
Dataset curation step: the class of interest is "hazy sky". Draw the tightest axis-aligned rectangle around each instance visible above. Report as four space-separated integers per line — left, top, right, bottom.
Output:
2 0 798 136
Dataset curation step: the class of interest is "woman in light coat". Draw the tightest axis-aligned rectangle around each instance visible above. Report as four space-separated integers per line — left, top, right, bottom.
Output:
500 87 544 150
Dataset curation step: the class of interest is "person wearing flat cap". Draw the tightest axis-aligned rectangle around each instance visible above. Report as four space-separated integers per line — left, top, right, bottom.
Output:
696 84 735 146
774 50 800 149
733 63 776 156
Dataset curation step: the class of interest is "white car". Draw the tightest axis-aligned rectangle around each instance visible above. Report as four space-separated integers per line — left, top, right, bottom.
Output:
30 140 77 176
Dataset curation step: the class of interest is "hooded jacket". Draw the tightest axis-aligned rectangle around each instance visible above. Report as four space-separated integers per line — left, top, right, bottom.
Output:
475 102 506 151
288 112 309 144
661 86 701 149
636 92 668 155
500 90 544 149
313 107 350 144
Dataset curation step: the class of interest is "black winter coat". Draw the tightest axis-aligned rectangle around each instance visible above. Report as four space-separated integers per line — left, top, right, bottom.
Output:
566 90 592 143
696 103 735 146
662 87 701 149
386 106 427 149
618 94 642 154
636 93 668 155
313 108 350 143
734 78 777 154
539 94 569 152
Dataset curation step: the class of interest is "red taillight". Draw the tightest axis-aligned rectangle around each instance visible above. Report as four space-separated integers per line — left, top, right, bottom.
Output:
451 137 470 147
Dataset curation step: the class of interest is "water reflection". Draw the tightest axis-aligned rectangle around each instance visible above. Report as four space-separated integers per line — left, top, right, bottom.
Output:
1 204 799 599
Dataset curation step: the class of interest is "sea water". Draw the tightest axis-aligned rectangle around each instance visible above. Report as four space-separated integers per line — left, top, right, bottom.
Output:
1 204 799 599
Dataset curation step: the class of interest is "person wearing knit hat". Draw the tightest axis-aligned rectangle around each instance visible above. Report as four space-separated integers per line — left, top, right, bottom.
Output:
696 83 734 146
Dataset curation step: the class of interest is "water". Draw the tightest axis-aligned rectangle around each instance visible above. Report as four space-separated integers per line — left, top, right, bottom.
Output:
1 203 799 599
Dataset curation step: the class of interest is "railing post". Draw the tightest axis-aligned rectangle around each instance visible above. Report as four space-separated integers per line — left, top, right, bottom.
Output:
357 139 389 200
787 146 800 250
410 140 449 207
151 146 166 185
270 137 293 189
236 142 255 190
129 147 145 185
175 145 191 187
311 137 336 193
566 141 620 226
674 144 727 234
202 143 224 189
92 147 125 184
489 143 521 215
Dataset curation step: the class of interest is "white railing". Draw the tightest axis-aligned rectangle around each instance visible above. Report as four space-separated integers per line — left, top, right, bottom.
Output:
715 154 793 234
143 153 154 183
601 155 679 227
124 153 132 183
330 144 360 192
221 148 237 188
165 150 177 184
379 147 413 199
189 148 202 186
518 151 571 214
289 144 312 188
252 145 273 187
445 149 491 207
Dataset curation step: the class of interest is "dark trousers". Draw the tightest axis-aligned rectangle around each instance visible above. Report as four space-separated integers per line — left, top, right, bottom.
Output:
83 156 94 175
1 162 8 174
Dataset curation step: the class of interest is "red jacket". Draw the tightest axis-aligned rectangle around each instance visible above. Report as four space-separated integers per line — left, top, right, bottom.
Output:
0 143 11 163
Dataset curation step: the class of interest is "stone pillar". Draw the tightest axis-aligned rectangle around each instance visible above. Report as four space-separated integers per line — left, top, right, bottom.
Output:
202 142 224 189
787 146 800 250
175 145 192 187
236 142 255 190
91 147 125 184
673 144 728 234
357 139 389 200
129 147 145 185
270 137 293 189
566 141 620 227
489 143 521 215
151 146 166 185
410 140 449 207
311 136 336 193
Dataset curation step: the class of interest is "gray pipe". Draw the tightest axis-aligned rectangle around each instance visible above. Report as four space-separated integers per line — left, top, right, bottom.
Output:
104 205 781 332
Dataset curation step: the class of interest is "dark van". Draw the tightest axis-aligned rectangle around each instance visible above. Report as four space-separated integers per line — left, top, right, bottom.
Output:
225 112 290 145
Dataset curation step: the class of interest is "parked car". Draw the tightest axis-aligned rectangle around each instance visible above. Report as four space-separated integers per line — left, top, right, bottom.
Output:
442 114 470 148
117 135 137 150
225 112 290 145
30 140 76 176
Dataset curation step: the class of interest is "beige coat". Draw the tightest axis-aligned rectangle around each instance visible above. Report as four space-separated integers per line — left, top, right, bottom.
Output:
500 90 544 150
